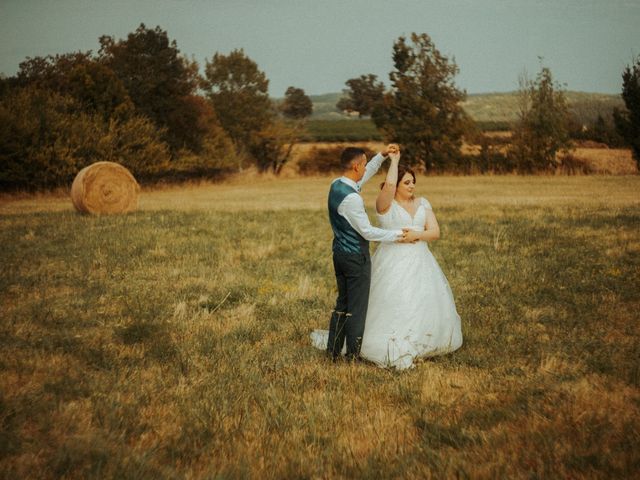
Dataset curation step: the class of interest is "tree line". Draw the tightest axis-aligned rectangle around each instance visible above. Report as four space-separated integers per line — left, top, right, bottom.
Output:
336 33 639 173
1 26 638 189
0 24 313 189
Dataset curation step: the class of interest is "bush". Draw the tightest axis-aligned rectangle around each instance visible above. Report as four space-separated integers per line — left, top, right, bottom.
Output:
569 114 626 148
0 87 171 190
297 146 374 175
555 154 594 175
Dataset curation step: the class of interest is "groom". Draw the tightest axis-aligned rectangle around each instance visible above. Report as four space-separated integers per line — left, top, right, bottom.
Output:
327 144 405 361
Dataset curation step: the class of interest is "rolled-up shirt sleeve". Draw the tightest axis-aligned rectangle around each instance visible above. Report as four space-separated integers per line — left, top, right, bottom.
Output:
338 193 402 243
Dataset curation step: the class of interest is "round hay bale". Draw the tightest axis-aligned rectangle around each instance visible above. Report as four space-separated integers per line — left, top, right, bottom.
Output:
71 162 140 215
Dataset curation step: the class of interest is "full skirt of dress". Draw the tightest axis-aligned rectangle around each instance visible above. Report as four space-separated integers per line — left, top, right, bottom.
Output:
359 241 462 369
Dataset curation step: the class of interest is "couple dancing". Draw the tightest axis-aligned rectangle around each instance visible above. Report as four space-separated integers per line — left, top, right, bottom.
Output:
311 144 463 369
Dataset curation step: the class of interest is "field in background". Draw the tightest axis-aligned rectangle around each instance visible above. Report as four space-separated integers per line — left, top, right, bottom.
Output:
307 91 624 122
1 177 639 478
302 119 382 142
2 175 639 216
302 119 516 142
289 140 637 176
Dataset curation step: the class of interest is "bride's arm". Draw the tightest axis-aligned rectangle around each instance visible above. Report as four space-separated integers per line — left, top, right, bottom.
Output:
375 152 400 214
418 210 440 241
402 209 441 242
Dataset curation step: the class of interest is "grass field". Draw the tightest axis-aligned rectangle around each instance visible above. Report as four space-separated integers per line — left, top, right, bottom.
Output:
302 120 383 142
1 176 639 478
301 119 512 142
306 91 623 123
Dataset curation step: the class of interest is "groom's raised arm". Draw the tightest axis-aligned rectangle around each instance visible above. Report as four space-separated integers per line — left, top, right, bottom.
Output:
357 143 399 189
338 194 403 243
357 152 386 189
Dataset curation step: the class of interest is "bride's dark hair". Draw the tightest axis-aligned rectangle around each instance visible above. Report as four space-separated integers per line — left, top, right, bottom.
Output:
380 164 417 190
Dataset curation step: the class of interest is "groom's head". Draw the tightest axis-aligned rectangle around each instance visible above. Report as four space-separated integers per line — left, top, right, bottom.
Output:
341 147 367 181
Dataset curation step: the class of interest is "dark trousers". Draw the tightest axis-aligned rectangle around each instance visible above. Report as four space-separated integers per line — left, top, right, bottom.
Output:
327 252 371 359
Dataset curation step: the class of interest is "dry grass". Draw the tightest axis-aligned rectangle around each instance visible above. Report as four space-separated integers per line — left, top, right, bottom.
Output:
0 176 639 478
1 174 638 217
571 148 637 175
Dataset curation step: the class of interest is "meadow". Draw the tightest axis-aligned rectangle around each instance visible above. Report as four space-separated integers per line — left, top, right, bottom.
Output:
1 175 639 479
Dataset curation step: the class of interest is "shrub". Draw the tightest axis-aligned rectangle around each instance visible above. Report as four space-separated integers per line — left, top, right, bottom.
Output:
0 87 170 190
297 146 374 175
555 153 594 175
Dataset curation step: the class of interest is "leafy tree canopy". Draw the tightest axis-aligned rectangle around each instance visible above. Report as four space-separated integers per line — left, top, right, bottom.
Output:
281 86 313 119
372 33 468 170
614 56 640 167
336 74 384 118
15 52 133 120
99 24 206 153
203 49 273 150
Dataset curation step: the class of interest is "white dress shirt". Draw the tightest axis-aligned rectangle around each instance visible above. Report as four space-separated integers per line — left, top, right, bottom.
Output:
336 153 403 243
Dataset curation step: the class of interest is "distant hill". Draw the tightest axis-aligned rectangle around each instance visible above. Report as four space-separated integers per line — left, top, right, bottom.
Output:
307 92 346 119
304 91 624 124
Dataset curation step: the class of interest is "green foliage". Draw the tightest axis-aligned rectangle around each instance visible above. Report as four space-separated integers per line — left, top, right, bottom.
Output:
0 87 170 189
297 146 374 175
570 114 626 147
281 86 313 119
0 24 239 188
248 119 300 174
203 49 273 150
509 67 572 172
204 49 299 173
372 33 468 170
336 74 385 117
301 119 502 142
614 56 640 168
15 53 134 122
301 119 382 142
99 24 206 153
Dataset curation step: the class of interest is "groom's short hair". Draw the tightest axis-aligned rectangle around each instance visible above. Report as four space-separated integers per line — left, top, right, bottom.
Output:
340 147 366 170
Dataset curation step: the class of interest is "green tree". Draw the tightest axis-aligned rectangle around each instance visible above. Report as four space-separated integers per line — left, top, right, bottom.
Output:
248 119 299 174
281 86 313 119
509 67 571 172
99 24 209 153
336 74 385 117
613 56 640 168
0 86 169 189
15 52 133 121
372 33 467 170
203 49 274 169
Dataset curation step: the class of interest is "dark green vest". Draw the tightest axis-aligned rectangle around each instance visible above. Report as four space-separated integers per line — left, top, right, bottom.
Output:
328 180 368 255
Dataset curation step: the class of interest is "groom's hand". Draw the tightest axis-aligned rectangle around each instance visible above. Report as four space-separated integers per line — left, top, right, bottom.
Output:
398 228 420 243
382 143 400 157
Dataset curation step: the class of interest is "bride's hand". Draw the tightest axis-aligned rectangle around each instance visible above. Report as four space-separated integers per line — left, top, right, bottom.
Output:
399 228 420 243
384 143 400 157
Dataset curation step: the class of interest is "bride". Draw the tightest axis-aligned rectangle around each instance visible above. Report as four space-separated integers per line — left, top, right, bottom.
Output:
312 150 463 369
358 151 463 369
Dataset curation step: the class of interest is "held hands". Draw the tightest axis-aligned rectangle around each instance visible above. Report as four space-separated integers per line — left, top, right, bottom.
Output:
383 143 400 160
398 228 421 243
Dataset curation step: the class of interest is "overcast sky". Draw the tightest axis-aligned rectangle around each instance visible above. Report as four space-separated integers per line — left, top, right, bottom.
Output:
1 0 638 96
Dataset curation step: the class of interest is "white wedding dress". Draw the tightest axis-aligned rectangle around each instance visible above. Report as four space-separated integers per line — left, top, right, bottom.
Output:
311 197 462 369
